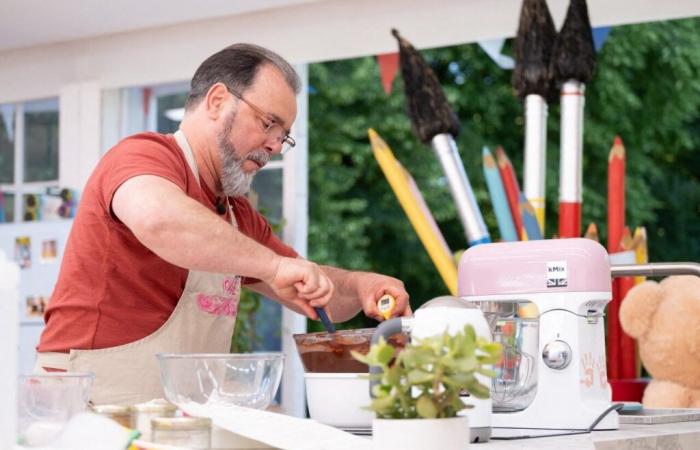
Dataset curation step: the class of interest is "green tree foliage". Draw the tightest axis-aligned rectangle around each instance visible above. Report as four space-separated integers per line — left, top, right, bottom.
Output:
307 18 700 328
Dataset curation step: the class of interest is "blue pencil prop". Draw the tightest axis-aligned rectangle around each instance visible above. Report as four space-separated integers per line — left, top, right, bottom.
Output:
483 147 519 241
315 307 336 333
519 192 543 240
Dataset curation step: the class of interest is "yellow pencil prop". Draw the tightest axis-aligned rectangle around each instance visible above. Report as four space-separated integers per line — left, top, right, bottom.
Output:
633 226 648 285
369 128 457 295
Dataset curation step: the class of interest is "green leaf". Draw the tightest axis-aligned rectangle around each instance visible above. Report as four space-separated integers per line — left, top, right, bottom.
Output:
416 395 438 419
407 369 434 385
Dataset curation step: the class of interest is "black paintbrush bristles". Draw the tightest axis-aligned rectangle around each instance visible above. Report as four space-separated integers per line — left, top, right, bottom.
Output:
512 0 557 100
392 29 460 144
550 0 596 85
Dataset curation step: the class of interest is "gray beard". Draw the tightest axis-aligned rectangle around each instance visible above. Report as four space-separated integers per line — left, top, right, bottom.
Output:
217 111 269 197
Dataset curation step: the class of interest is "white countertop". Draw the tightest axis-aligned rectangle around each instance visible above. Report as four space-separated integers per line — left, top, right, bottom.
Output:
482 421 700 450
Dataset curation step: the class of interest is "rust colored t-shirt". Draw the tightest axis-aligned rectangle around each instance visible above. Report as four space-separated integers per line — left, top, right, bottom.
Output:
38 132 297 352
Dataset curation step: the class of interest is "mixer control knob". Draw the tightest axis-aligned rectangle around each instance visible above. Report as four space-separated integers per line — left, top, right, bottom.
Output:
542 340 572 370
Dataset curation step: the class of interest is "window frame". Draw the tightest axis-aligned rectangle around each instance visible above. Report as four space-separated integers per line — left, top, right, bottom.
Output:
0 99 60 224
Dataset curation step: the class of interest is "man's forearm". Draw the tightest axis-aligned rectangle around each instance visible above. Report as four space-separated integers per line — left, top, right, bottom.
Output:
113 175 280 282
320 265 364 322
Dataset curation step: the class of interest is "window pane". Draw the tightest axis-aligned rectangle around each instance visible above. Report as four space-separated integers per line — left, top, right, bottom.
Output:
0 105 15 184
24 99 59 182
0 192 14 223
250 168 283 222
157 92 188 134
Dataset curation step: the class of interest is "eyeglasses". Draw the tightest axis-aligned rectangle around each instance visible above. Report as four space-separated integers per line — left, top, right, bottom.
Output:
226 86 296 153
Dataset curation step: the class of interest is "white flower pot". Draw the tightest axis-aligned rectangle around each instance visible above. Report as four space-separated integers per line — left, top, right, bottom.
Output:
372 415 469 450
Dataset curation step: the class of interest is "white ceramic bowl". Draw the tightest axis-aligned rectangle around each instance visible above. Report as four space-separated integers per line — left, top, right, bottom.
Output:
157 353 284 410
304 372 373 428
17 372 94 446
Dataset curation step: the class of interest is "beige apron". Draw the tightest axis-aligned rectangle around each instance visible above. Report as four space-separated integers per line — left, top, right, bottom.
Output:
36 130 240 406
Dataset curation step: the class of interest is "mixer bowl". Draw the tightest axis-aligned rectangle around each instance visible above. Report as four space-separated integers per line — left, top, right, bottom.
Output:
157 353 284 410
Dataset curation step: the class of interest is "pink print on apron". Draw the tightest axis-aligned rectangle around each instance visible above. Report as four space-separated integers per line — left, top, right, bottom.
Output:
196 277 240 317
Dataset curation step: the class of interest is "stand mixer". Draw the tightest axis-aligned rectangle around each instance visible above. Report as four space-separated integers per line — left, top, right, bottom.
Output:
459 238 618 431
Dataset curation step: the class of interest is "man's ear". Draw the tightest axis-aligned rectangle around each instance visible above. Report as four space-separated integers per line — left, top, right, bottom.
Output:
203 83 230 120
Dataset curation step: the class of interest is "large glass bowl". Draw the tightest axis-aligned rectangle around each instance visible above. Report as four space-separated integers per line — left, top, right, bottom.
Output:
17 372 94 447
156 353 284 410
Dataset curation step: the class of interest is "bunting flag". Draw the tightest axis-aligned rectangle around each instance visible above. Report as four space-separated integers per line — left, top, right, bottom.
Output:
376 52 400 95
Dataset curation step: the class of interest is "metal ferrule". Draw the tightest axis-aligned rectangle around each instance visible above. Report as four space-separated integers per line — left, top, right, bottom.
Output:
430 133 490 245
610 262 700 278
523 94 547 211
559 80 585 202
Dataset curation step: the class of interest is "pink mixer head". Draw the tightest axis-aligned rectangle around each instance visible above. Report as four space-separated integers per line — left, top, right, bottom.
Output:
458 238 611 297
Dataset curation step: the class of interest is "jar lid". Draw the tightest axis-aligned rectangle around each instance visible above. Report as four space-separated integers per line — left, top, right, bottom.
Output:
132 399 178 413
151 417 211 431
91 404 132 416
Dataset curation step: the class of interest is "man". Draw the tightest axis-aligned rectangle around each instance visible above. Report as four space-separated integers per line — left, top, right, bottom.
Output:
37 43 410 405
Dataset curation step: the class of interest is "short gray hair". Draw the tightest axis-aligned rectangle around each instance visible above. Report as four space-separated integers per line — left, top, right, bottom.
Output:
185 43 300 111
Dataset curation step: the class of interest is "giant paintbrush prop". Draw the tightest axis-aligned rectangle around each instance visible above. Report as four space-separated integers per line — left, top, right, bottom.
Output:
392 29 490 247
551 0 596 238
512 0 557 235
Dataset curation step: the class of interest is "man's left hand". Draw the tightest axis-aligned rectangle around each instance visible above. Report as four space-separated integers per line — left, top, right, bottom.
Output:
353 273 411 321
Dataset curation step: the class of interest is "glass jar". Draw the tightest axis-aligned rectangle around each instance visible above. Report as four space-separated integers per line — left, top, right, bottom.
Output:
131 399 178 442
90 404 134 428
152 417 211 449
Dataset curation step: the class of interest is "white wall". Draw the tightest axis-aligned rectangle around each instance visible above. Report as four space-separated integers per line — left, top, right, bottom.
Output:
1 0 699 104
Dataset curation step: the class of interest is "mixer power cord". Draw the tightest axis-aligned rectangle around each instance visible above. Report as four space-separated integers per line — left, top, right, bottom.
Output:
491 403 624 440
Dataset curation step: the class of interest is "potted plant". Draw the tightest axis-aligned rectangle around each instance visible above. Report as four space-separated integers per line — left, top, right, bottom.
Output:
352 324 502 450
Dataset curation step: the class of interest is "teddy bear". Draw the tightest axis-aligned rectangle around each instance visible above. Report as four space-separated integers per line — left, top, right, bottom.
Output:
619 275 700 408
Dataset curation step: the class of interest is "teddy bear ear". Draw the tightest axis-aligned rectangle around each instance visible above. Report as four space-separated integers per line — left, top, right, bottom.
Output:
619 280 664 339
660 276 700 355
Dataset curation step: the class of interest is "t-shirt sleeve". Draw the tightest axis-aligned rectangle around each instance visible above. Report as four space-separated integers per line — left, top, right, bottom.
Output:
234 197 299 285
96 134 189 217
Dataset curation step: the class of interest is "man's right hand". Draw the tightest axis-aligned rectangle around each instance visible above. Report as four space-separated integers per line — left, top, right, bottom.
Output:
264 256 334 319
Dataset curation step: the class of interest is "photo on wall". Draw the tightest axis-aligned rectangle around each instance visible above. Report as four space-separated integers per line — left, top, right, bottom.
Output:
25 295 47 318
14 236 31 269
40 239 57 264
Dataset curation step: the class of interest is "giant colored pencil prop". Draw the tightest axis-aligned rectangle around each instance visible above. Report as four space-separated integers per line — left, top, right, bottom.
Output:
606 136 625 378
618 228 637 379
551 0 596 238
483 147 518 241
607 136 625 252
392 29 490 247
495 146 525 240
519 193 543 240
632 225 648 377
633 226 648 285
513 0 557 234
583 222 599 241
369 128 457 295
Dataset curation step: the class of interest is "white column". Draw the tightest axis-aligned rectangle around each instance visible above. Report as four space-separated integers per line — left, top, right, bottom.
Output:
280 64 309 417
0 252 20 449
59 82 102 190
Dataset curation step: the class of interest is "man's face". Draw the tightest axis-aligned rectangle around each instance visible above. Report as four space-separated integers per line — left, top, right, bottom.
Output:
216 64 297 197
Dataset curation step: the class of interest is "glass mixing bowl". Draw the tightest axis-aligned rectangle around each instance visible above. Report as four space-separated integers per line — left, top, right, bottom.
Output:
17 372 94 447
156 353 284 410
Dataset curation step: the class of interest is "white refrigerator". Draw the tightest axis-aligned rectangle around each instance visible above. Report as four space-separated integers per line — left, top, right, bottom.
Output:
0 219 73 375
